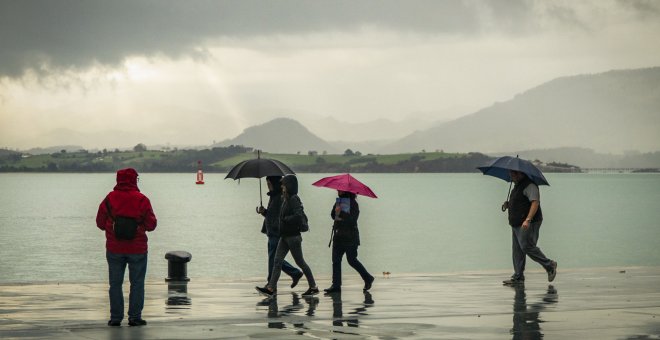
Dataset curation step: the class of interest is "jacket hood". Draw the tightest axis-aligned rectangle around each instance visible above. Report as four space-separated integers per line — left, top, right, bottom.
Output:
266 176 282 195
114 168 140 191
281 174 298 195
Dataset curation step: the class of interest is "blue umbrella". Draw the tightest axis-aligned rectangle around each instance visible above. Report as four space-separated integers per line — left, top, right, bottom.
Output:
477 156 549 186
478 156 549 212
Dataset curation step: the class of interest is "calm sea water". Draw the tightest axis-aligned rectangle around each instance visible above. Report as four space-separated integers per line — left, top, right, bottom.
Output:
1 172 659 284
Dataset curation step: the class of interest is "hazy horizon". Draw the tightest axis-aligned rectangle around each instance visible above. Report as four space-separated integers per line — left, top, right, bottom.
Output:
1 0 660 150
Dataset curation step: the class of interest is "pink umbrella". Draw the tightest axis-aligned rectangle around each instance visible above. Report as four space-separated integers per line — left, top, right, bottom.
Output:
311 173 378 198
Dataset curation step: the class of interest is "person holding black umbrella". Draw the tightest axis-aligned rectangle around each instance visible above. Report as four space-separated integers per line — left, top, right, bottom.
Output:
503 170 557 286
257 176 303 288
256 174 319 297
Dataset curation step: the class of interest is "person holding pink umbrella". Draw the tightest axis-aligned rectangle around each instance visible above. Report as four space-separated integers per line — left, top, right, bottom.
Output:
312 174 376 293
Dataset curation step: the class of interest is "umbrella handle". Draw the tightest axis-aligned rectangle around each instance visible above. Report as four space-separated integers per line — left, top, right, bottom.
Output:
328 228 335 248
259 177 263 207
258 149 263 207
501 181 513 212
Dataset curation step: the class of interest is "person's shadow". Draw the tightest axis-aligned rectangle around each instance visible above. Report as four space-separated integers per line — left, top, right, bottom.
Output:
329 291 374 327
510 285 558 340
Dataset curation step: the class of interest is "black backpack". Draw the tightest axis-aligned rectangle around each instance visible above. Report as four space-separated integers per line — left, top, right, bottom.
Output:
105 199 139 240
300 211 310 232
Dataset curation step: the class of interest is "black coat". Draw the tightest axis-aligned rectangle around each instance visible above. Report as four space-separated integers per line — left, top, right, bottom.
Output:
260 189 283 237
331 197 360 246
280 195 305 237
279 175 305 237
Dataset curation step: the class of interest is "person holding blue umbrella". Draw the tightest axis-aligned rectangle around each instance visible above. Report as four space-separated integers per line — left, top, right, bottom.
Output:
478 156 557 286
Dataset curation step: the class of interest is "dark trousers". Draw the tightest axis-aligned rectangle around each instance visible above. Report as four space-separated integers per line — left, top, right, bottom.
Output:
267 236 302 282
511 222 553 280
106 251 148 321
332 244 372 287
269 235 316 289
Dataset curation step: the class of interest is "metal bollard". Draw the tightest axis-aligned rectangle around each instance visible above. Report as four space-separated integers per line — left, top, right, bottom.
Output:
165 250 192 282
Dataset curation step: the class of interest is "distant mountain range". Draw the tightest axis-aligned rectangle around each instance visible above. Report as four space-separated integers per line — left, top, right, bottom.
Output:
388 67 660 154
303 116 434 142
17 67 660 168
211 118 660 168
214 67 660 167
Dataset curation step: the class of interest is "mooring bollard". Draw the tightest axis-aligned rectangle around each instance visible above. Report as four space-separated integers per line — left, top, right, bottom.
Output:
165 250 192 282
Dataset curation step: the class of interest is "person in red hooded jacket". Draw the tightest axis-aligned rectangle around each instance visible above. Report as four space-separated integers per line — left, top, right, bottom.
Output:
96 168 157 327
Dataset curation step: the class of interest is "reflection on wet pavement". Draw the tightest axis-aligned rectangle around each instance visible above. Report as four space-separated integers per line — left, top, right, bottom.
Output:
257 292 320 329
510 284 558 340
255 290 375 334
2 268 659 339
166 282 191 309
329 291 374 327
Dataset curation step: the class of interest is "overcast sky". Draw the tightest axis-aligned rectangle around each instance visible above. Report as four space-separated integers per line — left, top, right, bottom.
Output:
1 0 659 149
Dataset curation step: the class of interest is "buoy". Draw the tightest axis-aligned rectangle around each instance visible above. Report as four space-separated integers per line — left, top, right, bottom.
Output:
195 160 205 185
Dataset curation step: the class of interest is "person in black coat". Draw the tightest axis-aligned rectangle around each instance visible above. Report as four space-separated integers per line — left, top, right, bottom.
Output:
324 191 374 293
256 175 319 297
257 176 303 288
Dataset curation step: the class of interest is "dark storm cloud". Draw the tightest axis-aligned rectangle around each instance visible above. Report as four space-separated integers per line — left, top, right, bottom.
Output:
622 0 660 18
0 0 483 78
1 0 659 79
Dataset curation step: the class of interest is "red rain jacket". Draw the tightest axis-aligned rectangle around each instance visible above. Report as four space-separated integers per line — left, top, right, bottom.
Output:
96 168 157 254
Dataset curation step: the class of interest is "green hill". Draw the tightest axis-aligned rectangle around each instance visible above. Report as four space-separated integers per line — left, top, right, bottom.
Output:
0 147 496 173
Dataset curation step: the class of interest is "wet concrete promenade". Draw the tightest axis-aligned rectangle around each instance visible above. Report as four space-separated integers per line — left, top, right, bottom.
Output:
1 267 659 339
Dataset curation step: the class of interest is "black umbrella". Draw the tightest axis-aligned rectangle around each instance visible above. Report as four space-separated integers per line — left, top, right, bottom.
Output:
224 150 295 206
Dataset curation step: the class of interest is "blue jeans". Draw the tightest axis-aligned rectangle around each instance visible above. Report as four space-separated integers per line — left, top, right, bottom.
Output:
268 236 302 282
332 244 373 287
106 251 148 321
511 222 553 280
